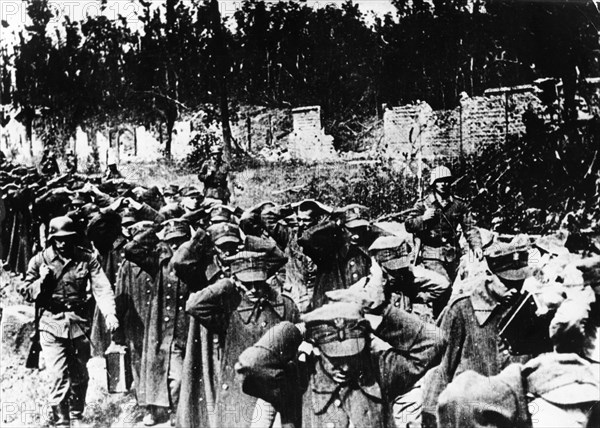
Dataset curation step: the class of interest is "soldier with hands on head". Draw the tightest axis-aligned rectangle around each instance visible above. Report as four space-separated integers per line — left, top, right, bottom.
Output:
184 251 298 427
237 298 445 428
421 242 533 428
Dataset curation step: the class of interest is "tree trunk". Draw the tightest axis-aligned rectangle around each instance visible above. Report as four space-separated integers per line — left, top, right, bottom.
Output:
165 118 174 160
24 111 33 158
210 0 233 164
562 66 578 125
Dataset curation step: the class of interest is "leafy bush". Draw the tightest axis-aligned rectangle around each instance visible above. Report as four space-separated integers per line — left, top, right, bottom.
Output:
457 118 600 233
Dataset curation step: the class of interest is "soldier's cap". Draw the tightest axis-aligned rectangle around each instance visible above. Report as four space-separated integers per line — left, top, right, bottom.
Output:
143 185 162 198
485 242 531 281
227 251 268 283
79 203 99 219
158 203 185 221
48 216 78 240
120 207 137 226
368 235 412 270
1 183 18 192
180 186 202 198
128 220 155 238
207 222 241 246
11 166 28 176
295 199 333 216
210 145 223 155
526 353 599 405
210 204 235 223
71 192 89 206
249 200 276 215
201 197 223 211
161 219 191 242
163 184 180 197
302 302 369 358
27 183 41 192
87 210 122 237
342 204 370 229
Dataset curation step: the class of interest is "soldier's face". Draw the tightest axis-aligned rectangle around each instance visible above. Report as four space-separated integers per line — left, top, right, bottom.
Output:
215 241 241 259
347 225 371 246
181 196 200 211
297 209 318 231
434 179 451 195
166 236 188 250
321 352 365 384
164 195 179 205
53 237 75 258
385 265 413 283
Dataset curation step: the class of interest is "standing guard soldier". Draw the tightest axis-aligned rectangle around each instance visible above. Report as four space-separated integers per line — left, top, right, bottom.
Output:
198 146 231 203
19 216 119 427
65 151 77 175
405 166 482 315
40 148 60 176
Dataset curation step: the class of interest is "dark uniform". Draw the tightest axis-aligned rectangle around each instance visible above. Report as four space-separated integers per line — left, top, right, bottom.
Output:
20 243 116 424
40 150 60 176
261 203 319 312
184 252 299 428
237 302 446 428
405 193 481 284
299 219 372 310
422 244 532 426
123 222 190 418
198 152 230 203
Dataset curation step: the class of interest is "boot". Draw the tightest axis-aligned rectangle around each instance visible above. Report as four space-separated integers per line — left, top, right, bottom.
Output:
51 402 70 427
69 385 86 422
142 406 157 426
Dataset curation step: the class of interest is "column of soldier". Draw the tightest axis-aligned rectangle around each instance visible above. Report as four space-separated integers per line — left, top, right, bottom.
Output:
2 148 599 428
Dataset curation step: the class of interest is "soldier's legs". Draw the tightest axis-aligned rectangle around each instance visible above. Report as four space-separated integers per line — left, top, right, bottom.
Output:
421 259 458 318
67 336 91 421
168 344 184 411
40 331 71 426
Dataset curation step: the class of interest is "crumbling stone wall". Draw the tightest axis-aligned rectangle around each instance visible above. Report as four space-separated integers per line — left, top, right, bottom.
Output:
287 106 338 161
384 87 543 160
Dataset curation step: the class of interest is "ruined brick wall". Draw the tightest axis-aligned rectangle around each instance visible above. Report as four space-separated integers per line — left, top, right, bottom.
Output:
383 89 543 160
288 106 338 161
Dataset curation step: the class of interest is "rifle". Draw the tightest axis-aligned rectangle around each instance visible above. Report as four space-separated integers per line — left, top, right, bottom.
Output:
25 302 42 369
411 236 422 267
26 254 52 369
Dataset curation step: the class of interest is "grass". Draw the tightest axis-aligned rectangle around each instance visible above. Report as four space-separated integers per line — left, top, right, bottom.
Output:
117 158 416 215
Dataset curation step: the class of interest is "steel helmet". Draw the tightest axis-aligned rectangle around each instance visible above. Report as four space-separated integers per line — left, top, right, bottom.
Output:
429 166 452 185
48 216 77 240
210 145 223 155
